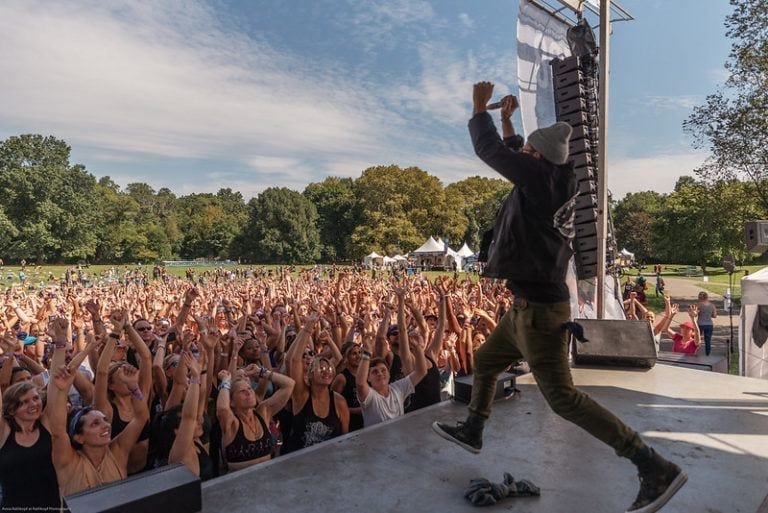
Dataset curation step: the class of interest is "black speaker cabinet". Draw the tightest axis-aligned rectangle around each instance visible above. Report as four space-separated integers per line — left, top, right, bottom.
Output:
745 220 768 253
453 372 516 404
571 319 657 368
65 463 201 513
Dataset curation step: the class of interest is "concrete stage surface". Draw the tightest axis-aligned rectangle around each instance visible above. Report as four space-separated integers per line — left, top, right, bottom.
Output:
203 364 768 513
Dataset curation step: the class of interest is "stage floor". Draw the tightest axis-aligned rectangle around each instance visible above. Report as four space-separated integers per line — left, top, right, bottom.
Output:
203 364 768 513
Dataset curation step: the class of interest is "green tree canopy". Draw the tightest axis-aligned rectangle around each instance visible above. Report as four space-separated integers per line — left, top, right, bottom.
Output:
0 135 99 262
684 0 768 214
235 187 320 264
303 177 359 262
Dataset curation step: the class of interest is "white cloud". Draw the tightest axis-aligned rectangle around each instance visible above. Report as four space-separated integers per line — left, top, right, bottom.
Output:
0 0 395 165
608 151 708 200
458 13 475 29
644 95 705 112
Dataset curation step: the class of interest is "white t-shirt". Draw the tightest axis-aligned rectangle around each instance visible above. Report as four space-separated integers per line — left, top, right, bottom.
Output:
361 376 415 427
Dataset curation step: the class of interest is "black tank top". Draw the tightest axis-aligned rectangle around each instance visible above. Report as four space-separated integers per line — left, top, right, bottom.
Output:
389 354 404 383
0 425 60 509
110 402 150 441
407 355 442 412
282 389 342 454
341 368 363 432
223 411 273 463
194 440 214 481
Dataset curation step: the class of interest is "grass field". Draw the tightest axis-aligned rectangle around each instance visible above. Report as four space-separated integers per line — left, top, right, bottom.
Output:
0 263 481 290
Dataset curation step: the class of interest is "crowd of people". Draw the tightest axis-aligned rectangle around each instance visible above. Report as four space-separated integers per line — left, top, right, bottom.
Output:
0 262 710 509
0 266 515 509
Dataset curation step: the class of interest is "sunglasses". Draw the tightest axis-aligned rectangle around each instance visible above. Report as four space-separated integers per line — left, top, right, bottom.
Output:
136 326 152 332
303 351 316 358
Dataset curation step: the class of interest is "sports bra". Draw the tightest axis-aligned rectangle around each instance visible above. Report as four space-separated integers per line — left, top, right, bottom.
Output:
224 411 273 463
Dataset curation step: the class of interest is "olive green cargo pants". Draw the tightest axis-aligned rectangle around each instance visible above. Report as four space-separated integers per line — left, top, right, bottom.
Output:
469 300 644 458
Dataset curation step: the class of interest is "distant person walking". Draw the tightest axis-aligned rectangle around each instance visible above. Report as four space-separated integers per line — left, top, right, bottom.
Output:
696 291 717 356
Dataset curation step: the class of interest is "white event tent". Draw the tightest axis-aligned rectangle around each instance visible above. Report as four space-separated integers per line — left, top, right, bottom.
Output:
739 267 768 378
363 252 384 267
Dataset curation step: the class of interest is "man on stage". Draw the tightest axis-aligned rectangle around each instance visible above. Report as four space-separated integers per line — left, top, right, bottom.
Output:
432 82 687 513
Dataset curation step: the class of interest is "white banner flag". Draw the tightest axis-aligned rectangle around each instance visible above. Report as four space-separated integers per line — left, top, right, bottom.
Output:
516 0 571 137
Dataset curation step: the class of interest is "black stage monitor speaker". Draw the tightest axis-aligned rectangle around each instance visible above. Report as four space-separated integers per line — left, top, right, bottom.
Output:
571 319 657 368
65 463 201 513
453 372 516 404
745 220 768 253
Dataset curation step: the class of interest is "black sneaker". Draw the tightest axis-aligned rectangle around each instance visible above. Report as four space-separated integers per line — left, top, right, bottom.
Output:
431 420 483 454
627 451 687 513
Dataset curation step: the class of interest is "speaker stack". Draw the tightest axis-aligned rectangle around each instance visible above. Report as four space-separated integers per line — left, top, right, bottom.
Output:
550 54 615 279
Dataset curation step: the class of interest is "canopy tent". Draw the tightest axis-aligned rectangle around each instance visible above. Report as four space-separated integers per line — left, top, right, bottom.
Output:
456 242 474 258
393 255 408 261
739 267 768 378
413 236 443 254
363 252 384 267
382 256 396 266
411 236 461 270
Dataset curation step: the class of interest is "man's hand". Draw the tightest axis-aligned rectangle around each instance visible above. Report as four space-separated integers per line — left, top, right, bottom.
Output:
473 81 494 114
500 94 518 120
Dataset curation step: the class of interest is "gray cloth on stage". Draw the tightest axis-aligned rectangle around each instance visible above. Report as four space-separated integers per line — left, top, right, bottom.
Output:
464 472 541 507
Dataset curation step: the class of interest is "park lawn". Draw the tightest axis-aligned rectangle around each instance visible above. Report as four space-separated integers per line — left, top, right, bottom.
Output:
0 263 480 290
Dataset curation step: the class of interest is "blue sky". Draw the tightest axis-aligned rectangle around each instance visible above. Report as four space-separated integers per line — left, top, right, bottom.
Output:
0 0 732 200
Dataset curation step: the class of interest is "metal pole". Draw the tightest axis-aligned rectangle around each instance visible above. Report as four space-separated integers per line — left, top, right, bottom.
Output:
729 271 734 372
596 0 610 319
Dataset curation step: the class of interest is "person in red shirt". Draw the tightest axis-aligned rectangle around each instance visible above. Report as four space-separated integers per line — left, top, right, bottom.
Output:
667 305 701 354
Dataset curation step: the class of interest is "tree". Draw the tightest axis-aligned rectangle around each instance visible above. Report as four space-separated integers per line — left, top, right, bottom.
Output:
612 191 666 262
0 135 99 262
352 165 467 256
176 190 246 259
304 177 360 262
651 177 759 269
234 188 320 264
446 176 512 250
684 0 768 214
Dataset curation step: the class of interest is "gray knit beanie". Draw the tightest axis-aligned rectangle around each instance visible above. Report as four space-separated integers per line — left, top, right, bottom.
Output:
526 122 573 165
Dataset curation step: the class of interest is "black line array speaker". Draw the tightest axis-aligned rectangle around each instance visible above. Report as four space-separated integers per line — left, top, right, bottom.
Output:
570 319 657 368
550 53 618 279
64 463 201 513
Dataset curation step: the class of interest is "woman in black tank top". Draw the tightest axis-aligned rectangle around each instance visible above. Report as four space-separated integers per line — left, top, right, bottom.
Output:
167 353 216 480
0 382 59 510
284 315 349 454
216 349 295 472
95 317 153 475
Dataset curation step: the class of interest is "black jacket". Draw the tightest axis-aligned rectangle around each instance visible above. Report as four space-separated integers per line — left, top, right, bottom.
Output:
470 112 577 299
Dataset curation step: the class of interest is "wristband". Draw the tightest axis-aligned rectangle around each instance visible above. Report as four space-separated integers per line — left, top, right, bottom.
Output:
189 376 201 385
54 340 67 349
108 333 121 339
361 354 371 361
219 380 232 391
258 367 267 379
128 384 144 400
220 352 229 357
362 350 372 358
260 348 270 354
